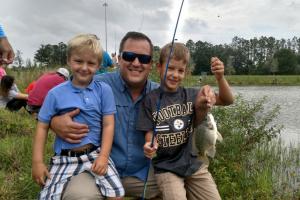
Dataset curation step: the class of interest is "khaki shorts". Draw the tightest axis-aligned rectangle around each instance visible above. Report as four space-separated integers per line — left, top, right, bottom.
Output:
62 166 162 200
155 164 221 200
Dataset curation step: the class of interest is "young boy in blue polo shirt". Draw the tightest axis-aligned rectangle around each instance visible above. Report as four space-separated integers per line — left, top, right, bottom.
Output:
32 34 124 200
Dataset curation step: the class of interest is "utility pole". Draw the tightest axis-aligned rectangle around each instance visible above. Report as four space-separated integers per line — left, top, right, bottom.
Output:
103 0 108 52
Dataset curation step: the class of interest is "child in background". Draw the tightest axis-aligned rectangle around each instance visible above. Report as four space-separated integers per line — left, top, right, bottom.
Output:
32 34 124 199
137 42 234 200
0 75 28 111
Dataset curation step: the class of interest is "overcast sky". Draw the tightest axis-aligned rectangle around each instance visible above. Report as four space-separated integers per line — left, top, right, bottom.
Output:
1 0 300 60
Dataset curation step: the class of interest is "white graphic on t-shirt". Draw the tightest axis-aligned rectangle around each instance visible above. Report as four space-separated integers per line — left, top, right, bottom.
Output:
156 125 170 132
173 119 184 130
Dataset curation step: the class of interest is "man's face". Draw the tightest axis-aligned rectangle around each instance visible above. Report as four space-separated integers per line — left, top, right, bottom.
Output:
118 38 152 88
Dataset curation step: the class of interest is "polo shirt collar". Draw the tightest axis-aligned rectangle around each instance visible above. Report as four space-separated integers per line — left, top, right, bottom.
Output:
68 76 95 92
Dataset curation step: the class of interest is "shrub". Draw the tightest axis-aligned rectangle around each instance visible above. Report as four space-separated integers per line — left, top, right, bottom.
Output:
210 96 300 199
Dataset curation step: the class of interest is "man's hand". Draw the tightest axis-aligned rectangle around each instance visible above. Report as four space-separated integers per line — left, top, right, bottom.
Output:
211 57 224 81
50 109 89 143
0 37 15 64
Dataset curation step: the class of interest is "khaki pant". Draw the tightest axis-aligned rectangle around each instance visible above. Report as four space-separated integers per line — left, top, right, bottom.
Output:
155 164 221 200
62 167 161 200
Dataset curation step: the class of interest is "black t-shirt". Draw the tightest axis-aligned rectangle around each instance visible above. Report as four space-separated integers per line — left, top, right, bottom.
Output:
136 87 202 177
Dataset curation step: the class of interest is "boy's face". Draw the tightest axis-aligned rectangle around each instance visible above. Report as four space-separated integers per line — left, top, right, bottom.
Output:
158 58 187 92
67 50 100 87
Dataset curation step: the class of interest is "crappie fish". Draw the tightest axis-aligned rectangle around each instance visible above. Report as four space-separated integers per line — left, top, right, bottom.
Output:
194 113 223 158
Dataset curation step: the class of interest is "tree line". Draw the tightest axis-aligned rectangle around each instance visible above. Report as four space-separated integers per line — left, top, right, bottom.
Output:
186 36 300 75
14 36 300 75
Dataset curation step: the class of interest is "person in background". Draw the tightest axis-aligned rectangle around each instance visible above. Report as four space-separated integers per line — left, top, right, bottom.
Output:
111 52 118 67
0 25 15 65
137 42 234 200
32 33 124 199
97 51 114 74
26 67 69 116
25 80 36 94
0 75 28 111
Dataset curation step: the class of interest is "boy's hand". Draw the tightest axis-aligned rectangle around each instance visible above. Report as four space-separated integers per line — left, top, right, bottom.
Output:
91 155 108 176
32 162 50 186
195 85 216 111
144 140 158 159
211 57 224 81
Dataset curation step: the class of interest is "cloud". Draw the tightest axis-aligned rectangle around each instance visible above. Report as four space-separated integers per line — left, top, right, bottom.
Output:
1 0 300 60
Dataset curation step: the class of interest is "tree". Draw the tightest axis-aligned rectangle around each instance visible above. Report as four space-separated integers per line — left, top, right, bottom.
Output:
34 42 67 66
273 49 297 74
25 58 33 68
14 50 24 68
192 41 213 75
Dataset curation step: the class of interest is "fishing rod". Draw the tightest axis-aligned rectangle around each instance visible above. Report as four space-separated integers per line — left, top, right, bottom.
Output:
142 0 185 199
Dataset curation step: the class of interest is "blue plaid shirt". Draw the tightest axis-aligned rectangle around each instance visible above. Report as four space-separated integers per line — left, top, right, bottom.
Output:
95 71 158 181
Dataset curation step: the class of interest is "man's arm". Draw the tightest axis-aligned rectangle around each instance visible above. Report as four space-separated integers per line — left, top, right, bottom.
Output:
50 108 89 143
0 25 15 64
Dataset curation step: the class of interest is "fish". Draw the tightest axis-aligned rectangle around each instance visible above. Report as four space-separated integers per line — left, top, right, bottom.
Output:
194 113 223 158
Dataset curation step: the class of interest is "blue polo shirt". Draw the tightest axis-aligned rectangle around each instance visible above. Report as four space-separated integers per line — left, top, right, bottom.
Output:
0 25 6 37
38 78 116 154
95 71 159 181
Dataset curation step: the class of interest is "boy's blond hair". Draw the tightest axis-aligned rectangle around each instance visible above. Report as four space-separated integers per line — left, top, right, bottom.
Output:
159 42 190 65
67 34 103 64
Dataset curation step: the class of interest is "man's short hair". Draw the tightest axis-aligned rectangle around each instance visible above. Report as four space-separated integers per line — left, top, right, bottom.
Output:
119 31 153 56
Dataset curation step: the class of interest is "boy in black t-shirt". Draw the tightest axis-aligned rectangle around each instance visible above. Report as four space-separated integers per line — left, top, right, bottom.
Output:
136 42 234 200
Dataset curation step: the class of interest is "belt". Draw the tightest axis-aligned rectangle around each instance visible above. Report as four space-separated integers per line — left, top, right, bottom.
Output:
59 145 98 157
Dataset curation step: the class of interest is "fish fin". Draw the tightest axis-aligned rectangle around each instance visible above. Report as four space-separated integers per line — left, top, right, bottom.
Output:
217 131 223 142
206 146 216 158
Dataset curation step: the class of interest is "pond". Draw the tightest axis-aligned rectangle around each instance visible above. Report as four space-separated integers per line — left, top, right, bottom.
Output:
232 86 300 146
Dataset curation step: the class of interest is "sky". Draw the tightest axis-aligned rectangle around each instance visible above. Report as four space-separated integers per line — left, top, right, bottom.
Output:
1 0 300 61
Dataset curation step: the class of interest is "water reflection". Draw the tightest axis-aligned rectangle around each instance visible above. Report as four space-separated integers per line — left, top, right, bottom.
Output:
232 86 300 145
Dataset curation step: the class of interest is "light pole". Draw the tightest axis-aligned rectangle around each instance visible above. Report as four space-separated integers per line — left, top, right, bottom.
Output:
103 0 108 52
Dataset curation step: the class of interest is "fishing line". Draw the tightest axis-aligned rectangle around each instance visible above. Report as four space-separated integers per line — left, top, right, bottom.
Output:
142 0 185 199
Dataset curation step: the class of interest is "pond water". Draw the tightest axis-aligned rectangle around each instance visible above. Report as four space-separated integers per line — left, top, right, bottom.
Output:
232 86 300 146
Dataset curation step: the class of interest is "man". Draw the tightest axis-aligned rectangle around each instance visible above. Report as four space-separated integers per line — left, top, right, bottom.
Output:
0 25 15 65
51 31 216 200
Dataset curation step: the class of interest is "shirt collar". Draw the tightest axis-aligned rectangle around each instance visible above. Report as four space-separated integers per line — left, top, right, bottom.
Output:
117 71 151 96
68 76 95 93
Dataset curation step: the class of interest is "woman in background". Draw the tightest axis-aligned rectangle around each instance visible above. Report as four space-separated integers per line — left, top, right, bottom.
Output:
0 75 28 111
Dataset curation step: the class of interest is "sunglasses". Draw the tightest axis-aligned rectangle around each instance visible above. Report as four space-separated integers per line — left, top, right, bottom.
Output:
121 51 152 64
